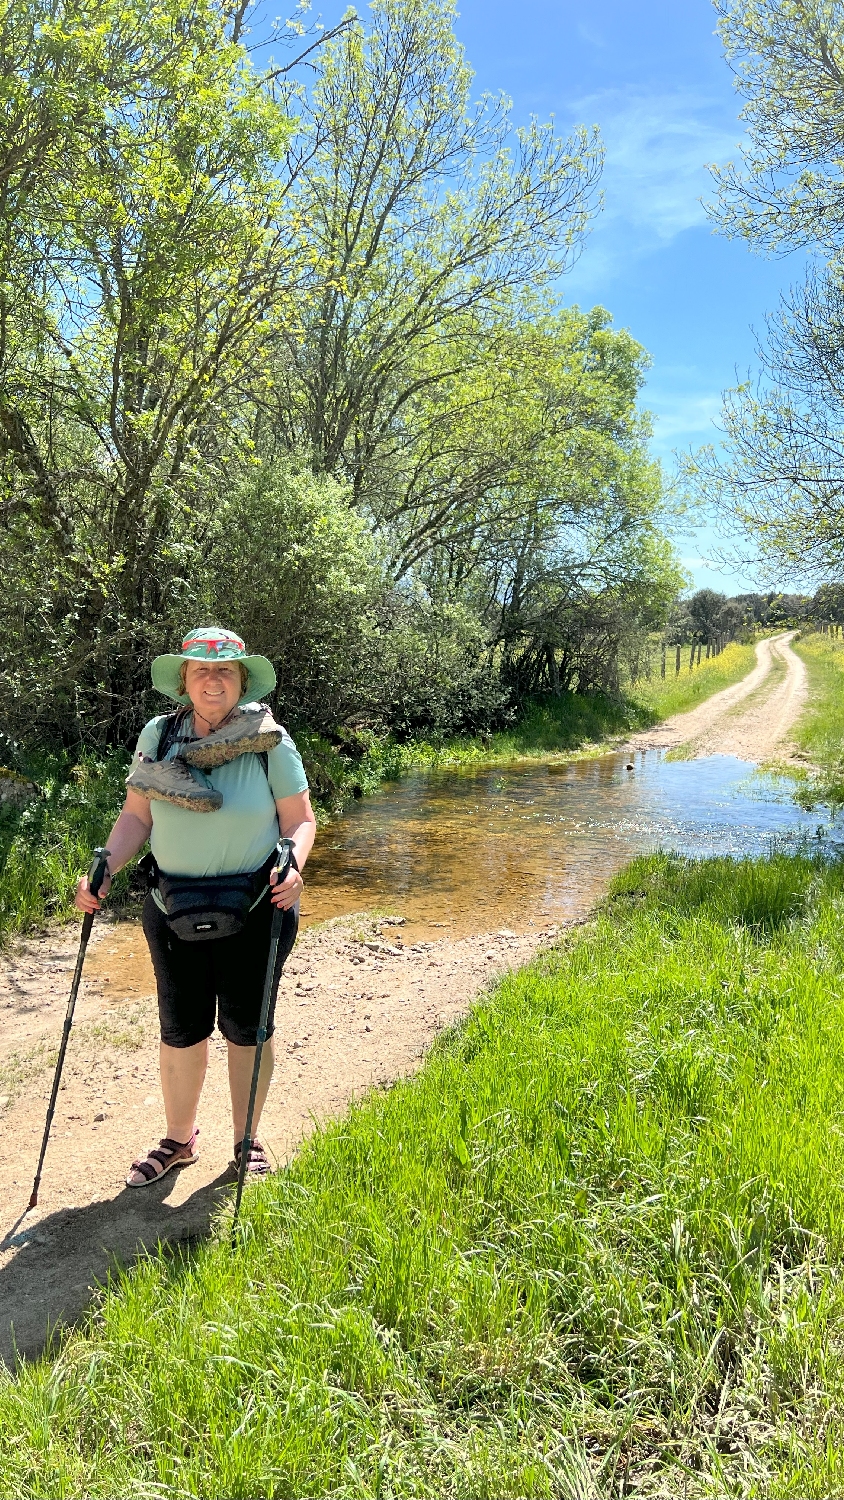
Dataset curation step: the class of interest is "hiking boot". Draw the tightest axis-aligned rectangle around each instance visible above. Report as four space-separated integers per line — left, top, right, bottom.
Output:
181 705 283 770
126 756 223 811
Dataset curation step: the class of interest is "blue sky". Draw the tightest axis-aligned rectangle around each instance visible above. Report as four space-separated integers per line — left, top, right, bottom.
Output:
445 0 803 595
284 0 809 594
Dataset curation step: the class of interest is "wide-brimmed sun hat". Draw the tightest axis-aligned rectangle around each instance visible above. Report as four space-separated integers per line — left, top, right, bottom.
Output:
151 627 276 705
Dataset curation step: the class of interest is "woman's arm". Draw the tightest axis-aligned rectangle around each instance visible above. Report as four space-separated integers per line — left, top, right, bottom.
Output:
75 789 153 913
270 789 317 909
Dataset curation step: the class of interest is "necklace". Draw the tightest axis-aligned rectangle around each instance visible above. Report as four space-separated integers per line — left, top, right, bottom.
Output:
192 705 236 734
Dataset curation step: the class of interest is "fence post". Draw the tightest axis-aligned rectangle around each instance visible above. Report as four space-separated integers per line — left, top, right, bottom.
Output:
689 641 695 671
675 643 681 676
661 642 666 679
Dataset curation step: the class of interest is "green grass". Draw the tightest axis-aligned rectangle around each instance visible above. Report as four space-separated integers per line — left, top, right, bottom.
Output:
4 850 844 1496
0 752 138 942
790 633 844 807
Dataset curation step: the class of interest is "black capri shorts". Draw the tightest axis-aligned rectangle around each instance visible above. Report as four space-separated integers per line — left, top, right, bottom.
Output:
142 887 299 1049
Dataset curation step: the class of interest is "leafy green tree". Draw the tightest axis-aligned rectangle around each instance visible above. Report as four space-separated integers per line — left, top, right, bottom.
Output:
812 580 844 620
205 459 387 734
0 0 307 744
710 1 844 254
262 0 603 507
428 311 683 695
693 4 844 578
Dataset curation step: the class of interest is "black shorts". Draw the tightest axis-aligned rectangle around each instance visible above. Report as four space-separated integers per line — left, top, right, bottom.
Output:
142 888 298 1049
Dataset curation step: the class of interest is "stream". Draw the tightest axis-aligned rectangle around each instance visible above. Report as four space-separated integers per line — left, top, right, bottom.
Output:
300 750 831 940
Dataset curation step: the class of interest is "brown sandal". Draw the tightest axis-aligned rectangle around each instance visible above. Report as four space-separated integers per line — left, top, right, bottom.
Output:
126 1129 200 1187
232 1137 272 1177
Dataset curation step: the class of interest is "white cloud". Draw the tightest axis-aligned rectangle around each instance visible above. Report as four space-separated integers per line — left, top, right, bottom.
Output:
563 89 742 290
646 389 724 450
576 22 605 48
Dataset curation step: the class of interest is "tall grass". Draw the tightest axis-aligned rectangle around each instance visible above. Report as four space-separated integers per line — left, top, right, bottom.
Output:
625 638 758 721
0 753 135 939
791 632 844 807
3 851 844 1496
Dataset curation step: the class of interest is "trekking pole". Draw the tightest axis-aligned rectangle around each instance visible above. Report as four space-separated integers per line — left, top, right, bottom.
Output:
28 847 111 1210
231 837 295 1246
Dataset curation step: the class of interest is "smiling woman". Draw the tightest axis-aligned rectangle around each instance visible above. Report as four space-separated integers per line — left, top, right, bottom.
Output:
74 627 317 1186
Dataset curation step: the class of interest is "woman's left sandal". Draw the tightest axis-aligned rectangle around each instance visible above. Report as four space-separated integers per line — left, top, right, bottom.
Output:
126 1129 200 1187
232 1138 272 1177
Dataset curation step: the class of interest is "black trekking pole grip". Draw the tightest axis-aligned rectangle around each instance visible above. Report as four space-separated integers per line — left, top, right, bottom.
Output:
28 846 111 1210
231 838 295 1245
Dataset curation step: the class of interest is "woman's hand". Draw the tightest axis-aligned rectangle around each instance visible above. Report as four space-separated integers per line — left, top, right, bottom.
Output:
75 871 112 913
270 863 303 910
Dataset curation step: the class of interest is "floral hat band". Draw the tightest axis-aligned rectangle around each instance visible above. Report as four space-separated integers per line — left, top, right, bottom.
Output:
181 630 246 660
151 627 277 705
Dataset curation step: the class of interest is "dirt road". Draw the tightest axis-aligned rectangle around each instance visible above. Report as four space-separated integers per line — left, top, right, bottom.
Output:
624 631 808 761
0 633 810 1365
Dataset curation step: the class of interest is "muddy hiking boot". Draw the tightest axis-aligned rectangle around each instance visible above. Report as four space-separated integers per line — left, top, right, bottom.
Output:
127 757 223 811
181 705 283 770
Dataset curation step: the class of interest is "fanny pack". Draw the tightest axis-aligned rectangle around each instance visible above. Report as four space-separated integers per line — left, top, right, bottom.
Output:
139 847 287 943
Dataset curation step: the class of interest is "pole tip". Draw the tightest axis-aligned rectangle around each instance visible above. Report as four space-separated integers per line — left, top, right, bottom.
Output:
27 1190 38 1209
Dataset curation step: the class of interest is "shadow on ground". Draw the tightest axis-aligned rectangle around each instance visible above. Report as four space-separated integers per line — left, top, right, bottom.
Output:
0 1169 233 1367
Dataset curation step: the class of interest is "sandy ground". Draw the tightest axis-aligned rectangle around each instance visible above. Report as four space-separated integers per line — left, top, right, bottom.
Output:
622 631 808 762
0 913 556 1365
0 633 811 1366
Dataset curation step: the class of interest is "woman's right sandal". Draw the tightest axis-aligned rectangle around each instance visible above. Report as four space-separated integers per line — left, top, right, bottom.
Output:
126 1129 200 1187
232 1137 272 1177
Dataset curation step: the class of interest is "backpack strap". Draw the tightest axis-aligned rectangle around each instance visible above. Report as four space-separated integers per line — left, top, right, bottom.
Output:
155 707 192 761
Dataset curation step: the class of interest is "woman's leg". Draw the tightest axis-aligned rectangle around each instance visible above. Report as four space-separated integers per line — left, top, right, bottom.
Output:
216 892 298 1154
128 894 215 1186
161 1038 209 1141
226 1036 275 1147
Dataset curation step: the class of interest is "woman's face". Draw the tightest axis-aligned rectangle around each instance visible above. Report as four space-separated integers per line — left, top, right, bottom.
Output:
184 660 242 725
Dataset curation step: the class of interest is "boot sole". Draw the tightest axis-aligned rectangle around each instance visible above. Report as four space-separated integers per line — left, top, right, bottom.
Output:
183 729 283 769
127 779 223 811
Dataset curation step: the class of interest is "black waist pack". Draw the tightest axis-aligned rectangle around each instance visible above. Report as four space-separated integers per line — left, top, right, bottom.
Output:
139 851 272 943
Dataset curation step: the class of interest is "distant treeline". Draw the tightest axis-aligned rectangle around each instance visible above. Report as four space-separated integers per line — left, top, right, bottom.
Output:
661 587 844 653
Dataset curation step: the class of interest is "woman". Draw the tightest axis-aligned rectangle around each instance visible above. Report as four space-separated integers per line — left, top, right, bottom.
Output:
75 627 316 1185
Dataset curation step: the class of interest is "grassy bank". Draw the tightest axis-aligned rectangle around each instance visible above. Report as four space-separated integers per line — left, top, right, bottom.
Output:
3 850 844 1496
790 632 844 805
0 640 759 943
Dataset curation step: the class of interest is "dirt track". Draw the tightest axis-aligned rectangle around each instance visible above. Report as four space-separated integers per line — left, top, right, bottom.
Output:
623 631 808 762
0 633 811 1365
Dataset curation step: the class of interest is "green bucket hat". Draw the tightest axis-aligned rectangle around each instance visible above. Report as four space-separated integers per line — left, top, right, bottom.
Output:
151 627 276 705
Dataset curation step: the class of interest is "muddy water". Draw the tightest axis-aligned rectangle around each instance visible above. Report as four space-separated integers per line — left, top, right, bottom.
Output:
301 750 827 940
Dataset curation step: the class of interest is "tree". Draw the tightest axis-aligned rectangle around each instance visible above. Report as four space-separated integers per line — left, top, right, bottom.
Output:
261 0 603 515
446 312 684 696
710 1 844 256
692 4 844 578
205 459 387 734
0 0 309 745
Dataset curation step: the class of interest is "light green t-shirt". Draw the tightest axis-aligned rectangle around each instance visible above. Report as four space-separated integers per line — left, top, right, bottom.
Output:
134 714 309 877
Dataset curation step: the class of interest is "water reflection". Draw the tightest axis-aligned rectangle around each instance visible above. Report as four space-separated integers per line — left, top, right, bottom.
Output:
301 751 831 939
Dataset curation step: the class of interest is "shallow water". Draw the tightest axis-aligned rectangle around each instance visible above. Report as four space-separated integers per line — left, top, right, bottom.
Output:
300 750 831 939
